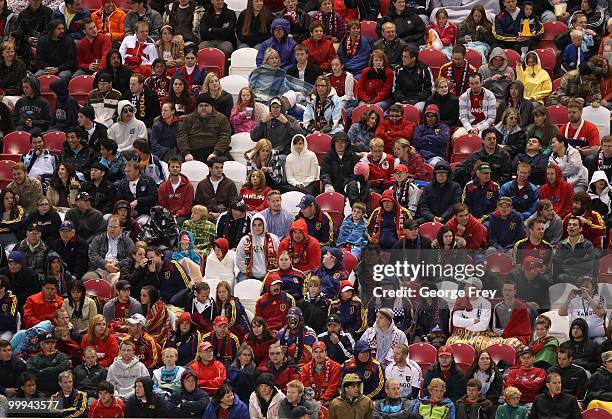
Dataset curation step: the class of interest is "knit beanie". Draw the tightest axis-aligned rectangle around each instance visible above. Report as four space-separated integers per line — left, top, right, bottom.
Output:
354 161 370 181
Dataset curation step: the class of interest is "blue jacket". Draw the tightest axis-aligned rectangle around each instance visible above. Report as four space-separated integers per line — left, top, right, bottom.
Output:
337 35 372 78
413 120 450 161
159 257 191 303
561 43 589 72
202 397 249 419
315 263 349 300
462 179 500 219
50 4 90 40
485 209 526 251
337 215 368 249
172 231 201 266
494 9 526 42
500 180 539 220
115 175 159 216
256 18 297 70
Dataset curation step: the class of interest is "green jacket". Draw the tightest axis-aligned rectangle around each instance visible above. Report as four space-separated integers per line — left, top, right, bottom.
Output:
176 110 231 158
27 351 70 394
412 396 455 419
6 176 43 214
494 403 528 419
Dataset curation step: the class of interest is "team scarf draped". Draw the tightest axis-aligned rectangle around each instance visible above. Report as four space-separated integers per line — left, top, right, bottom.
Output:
243 233 278 277
529 335 555 354
129 92 147 120
279 326 306 362
369 207 408 243
365 325 402 359
282 10 298 23
288 236 309 266
207 334 235 365
344 34 361 57
315 11 336 38
124 41 150 69
313 95 328 130
145 299 172 346
304 358 333 399
442 59 470 96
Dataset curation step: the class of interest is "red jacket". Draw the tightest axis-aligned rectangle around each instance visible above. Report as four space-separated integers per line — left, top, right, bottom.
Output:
299 358 341 402
158 174 195 217
132 332 161 368
240 185 271 212
375 119 415 154
505 366 546 403
539 164 574 219
80 333 119 368
88 397 125 418
254 272 296 332
301 37 336 70
562 210 606 248
23 292 64 328
361 152 396 189
277 219 322 272
258 359 300 393
428 22 457 46
245 335 276 367
76 33 112 71
446 214 488 249
187 358 227 394
358 66 394 104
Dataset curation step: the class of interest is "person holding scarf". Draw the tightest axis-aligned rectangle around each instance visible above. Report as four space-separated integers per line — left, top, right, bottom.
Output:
439 44 477 97
236 214 280 282
271 250 307 302
447 277 493 351
119 21 157 77
200 316 241 367
360 308 409 370
214 281 251 340
276 306 317 367
277 219 322 273
528 314 559 370
303 75 344 134
338 20 371 79
299 341 342 405
328 280 367 338
366 189 413 249
140 285 172 347
255 272 296 332
310 0 345 42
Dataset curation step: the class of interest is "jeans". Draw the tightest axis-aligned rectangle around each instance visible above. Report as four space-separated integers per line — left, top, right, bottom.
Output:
199 40 233 58
34 69 72 80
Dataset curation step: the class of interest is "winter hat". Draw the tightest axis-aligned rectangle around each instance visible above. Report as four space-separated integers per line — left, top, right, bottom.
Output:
282 90 297 107
7 251 24 265
340 279 354 293
353 340 370 356
377 308 394 324
323 246 344 262
354 162 370 181
178 312 193 324
79 105 95 121
197 93 215 106
380 189 395 203
256 372 276 388
213 238 229 256
342 373 362 387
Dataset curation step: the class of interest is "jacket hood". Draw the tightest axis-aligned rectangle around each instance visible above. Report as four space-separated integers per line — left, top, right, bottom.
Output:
178 230 197 253
290 135 310 156
270 17 290 37
548 163 563 185
589 170 610 192
331 133 352 154
353 340 370 358
180 369 198 391
289 219 308 237
505 80 525 100
488 47 509 71
24 75 40 97
135 376 154 401
105 49 123 69
422 104 440 123
117 99 132 113
47 19 65 36
282 90 297 107
250 213 268 236
50 78 69 97
380 189 395 207
525 51 543 69
263 271 283 294
213 238 229 256
432 160 452 185
570 317 589 340
44 251 66 278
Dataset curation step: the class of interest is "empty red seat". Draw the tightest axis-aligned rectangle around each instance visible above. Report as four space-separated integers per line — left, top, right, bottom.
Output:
547 105 569 125
402 103 420 125
535 48 557 78
369 191 381 211
486 343 516 367
486 252 514 280
43 131 67 153
69 75 95 106
3 131 31 155
537 21 568 50
582 408 612 419
197 48 226 77
409 342 438 373
465 48 483 69
342 250 359 273
37 74 60 93
503 49 521 69
418 221 444 242
360 20 377 39
306 132 332 163
449 343 476 373
0 160 16 180
84 278 113 300
419 48 447 69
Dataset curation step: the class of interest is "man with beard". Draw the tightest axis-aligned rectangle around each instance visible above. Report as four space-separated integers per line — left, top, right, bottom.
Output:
554 216 599 284
561 191 606 248
200 316 240 366
299 342 341 405
525 199 564 246
317 314 355 365
276 307 317 367
439 45 478 97
277 219 322 273
453 128 512 186
560 99 600 159
255 271 295 332
94 50 132 95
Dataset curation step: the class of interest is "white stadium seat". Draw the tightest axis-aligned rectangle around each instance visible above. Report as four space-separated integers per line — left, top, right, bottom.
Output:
234 279 262 313
220 75 249 103
230 132 254 164
223 160 248 191
281 191 305 216
181 160 209 189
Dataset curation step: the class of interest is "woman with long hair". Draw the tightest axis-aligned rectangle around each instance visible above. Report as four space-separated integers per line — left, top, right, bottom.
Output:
202 384 249 418
465 350 504 404
456 5 494 59
175 44 207 96
348 109 380 153
526 105 558 155
426 9 457 59
431 226 465 267
244 139 285 188
47 163 78 209
44 252 73 299
273 250 307 302
227 343 260 405
216 280 251 340
528 314 560 370
376 0 425 49
394 137 427 181
240 169 272 212
230 87 269 133
119 241 157 298
303 75 344 134
163 76 195 118
237 0 273 49
248 372 286 418
150 102 180 161
0 189 25 245
424 77 460 127
61 280 97 335
329 56 356 111
496 81 534 129
413 281 450 345
244 316 276 367
201 72 233 118
494 107 527 158
165 312 201 366
24 196 61 243
0 41 26 96
549 135 588 192
141 285 172 347
81 314 119 367
155 25 185 72
357 49 395 109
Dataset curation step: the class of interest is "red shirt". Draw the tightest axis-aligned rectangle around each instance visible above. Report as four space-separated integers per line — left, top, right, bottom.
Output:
469 91 486 125
114 302 130 323
560 120 600 149
88 397 125 418
330 73 347 97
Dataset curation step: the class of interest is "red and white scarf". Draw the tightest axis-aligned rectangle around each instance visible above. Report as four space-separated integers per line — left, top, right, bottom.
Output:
243 233 277 277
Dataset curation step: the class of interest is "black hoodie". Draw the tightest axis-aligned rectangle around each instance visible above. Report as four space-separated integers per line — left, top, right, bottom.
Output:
168 370 210 417
36 19 76 72
565 318 601 373
495 80 535 129
50 79 79 131
424 91 460 127
0 355 26 394
12 75 51 131
320 135 360 195
416 160 462 223
585 365 612 405
94 49 133 95
125 376 169 418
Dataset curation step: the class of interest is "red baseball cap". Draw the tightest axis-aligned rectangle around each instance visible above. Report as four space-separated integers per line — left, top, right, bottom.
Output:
313 341 326 352
213 316 229 326
438 345 453 356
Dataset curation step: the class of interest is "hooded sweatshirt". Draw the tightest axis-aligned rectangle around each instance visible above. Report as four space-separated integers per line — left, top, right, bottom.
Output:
12 75 51 131
172 230 202 266
256 18 297 70
567 318 601 373
417 160 462 222
539 164 574 219
549 144 588 192
496 80 535 129
412 107 450 161
157 173 194 218
515 51 552 104
95 49 133 94
320 134 360 194
588 170 612 218
360 318 408 368
255 272 295 331
236 214 280 280
341 341 385 400
125 376 169 417
168 370 210 417
108 100 148 152
36 20 76 72
479 47 515 99
106 356 150 399
285 137 319 187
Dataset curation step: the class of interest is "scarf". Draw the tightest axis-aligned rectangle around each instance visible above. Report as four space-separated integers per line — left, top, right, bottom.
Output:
442 59 470 95
314 96 327 130
564 119 585 140
244 233 277 277
283 10 298 23
370 207 407 243
279 326 306 362
288 236 309 266
207 333 234 365
304 358 333 399
304 291 325 303
316 11 336 37
145 299 172 346
474 369 493 396
367 323 401 361
344 35 360 57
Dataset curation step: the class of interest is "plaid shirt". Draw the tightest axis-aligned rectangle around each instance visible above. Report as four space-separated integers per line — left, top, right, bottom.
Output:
246 154 286 185
183 219 216 254
549 69 602 105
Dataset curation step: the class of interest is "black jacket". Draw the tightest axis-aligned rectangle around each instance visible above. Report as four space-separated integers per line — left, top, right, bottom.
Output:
0 59 27 96
453 146 512 186
528 391 581 419
425 92 459 127
123 88 161 127
125 376 169 418
79 178 117 214
36 20 76 72
73 363 108 398
455 394 495 419
1 265 40 311
83 122 108 153
297 294 330 334
48 236 90 281
376 8 426 44
60 142 97 178
423 361 467 403
12 75 51 131
287 62 324 86
320 135 360 196
24 210 62 243
50 78 79 131
565 318 601 373
493 127 527 160
585 366 612 405
65 207 105 242
317 331 354 365
393 61 433 104
168 371 210 417
512 152 549 186
236 9 273 47
116 176 159 216
216 212 251 249
95 49 133 95
417 160 462 222
15 4 54 39
0 356 26 393
118 259 161 300
199 4 237 44
547 363 588 400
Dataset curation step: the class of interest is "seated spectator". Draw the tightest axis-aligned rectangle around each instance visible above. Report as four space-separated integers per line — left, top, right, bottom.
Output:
361 308 408 370
561 29 589 75
51 0 91 40
585 350 612 406
549 62 601 109
0 250 39 313
366 189 412 249
0 277 18 342
347 110 380 153
328 280 366 337
485 196 526 252
204 239 236 285
216 198 251 249
294 194 334 246
493 0 531 51
442 203 486 250
125 376 172 417
87 72 122 129
34 20 76 80
20 129 57 189
75 18 111 77
73 346 108 399
462 162 500 219
548 343 588 400
299 23 333 73
392 137 426 181
131 138 165 185
235 0 272 50
47 220 87 282
526 314 560 371
373 22 407 67
150 103 180 161
201 72 233 118
390 164 420 215
498 82 534 130
412 378 455 417
340 340 384 400
15 223 47 279
13 76 51 133
449 276 492 345
119 21 158 77
125 0 162 39
163 76 195 120
559 274 606 340
60 127 97 180
549 135 588 192
440 45 477 98
108 101 148 153
502 163 540 221
154 25 184 72
456 378 495 419
235 214 279 281
77 106 108 155
89 381 126 417
182 205 216 254
458 72 497 138
491 279 532 343
0 189 25 245
314 247 348 300
145 59 172 102
454 128 512 187
256 18 296 70
357 49 394 110
555 217 599 283
124 72 161 127
77 163 115 215
505 347 546 404
198 0 235 58
377 0 425 49
424 76 459 128
382 344 421 401
115 161 158 221
417 160 462 223
512 137 549 186
303 75 343 134
61 280 97 335
413 104 449 165
514 51 551 105
276 307 316 368
423 345 466 403
174 45 206 96
531 372 581 418
588 170 612 222
298 342 341 404
254 272 295 332
317 314 355 366
564 315 602 374
27 332 70 395
375 104 415 155
361 137 395 193
106 339 149 399
464 350 504 405
561 100 601 160
427 8 457 56
479 47 514 100
297 275 328 333
123 312 161 368
0 41 26 97
88 216 135 281
244 139 286 191
337 20 371 78
539 164 574 220
230 87 268 134
186 341 227 395
92 0 125 46
0 339 26 396
320 132 360 194
310 0 344 42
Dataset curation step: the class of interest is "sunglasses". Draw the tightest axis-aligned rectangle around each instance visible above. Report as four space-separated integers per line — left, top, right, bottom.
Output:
122 107 134 113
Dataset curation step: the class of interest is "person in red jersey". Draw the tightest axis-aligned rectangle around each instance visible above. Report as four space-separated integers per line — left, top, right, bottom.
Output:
88 380 125 418
299 341 341 405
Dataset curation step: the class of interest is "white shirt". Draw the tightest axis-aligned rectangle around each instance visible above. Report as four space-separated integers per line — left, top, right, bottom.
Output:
452 297 492 332
129 180 138 195
105 234 120 261
568 294 607 338
385 360 422 398
210 178 221 193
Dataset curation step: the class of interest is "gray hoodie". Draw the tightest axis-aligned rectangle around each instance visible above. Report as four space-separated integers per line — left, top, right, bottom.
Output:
478 47 515 99
106 355 149 399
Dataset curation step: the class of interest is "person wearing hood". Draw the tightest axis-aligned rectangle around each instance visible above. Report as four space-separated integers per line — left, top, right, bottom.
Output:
203 383 250 419
172 230 202 266
256 18 297 70
496 80 534 130
285 134 319 194
360 308 408 370
12 76 51 133
166 369 210 417
341 341 385 401
413 103 450 166
51 0 91 41
125 375 169 417
41 251 74 301
254 271 296 331
236 214 280 281
281 90 305 121
276 306 317 368
588 170 612 222
549 135 588 192
95 49 133 94
251 96 303 156
276 218 322 272
60 127 97 180
479 46 515 100
539 164 574 219
367 189 413 249
34 20 76 80
563 317 601 373
303 75 343 134
584 350 612 406
203 238 237 284
249 371 286 418
329 373 374 418
515 51 552 105
166 312 202 366
417 160 462 224
108 101 148 153
321 132 360 195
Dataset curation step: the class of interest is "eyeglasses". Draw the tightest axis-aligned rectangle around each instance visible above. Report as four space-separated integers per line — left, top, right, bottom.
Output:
122 108 134 113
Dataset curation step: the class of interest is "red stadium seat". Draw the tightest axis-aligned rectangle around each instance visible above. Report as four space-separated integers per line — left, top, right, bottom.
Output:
465 48 483 69
418 221 444 242
306 132 332 163
352 104 384 124
360 20 377 39
452 134 482 163
552 77 562 92
409 342 438 373
197 47 225 77
535 48 557 78
116 0 131 9
401 103 420 125
598 253 612 283
37 74 59 93
80 0 99 10
449 343 476 373
423 163 433 182
69 75 95 106
486 252 513 281
0 155 20 162
582 408 612 419
0 160 16 180
486 343 516 367
419 48 447 69
503 49 521 69
450 162 460 171
547 105 569 125
43 131 67 153
342 250 359 273
3 131 31 155
537 21 568 50
380 0 390 16
316 191 346 233
84 278 113 300
369 191 381 211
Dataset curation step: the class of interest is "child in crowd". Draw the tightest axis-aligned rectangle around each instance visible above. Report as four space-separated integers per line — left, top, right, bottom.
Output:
152 347 186 394
145 59 172 103
561 30 589 74
182 205 216 259
328 280 366 337
426 9 457 59
520 1 543 58
344 161 371 208
337 202 369 258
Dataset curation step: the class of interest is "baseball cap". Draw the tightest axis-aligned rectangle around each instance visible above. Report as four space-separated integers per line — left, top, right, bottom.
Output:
438 345 453 356
115 280 131 291
230 199 248 212
40 332 57 343
198 341 213 351
602 351 612 362
60 220 75 231
287 307 302 318
76 191 94 202
269 97 282 107
91 162 108 173
213 316 229 326
98 72 113 83
498 196 513 206
297 194 315 209
340 280 354 293
476 163 491 173
327 314 341 324
518 347 535 356
394 164 408 173
403 219 418 230
26 223 42 232
312 341 326 352
126 313 146 326
7 251 24 265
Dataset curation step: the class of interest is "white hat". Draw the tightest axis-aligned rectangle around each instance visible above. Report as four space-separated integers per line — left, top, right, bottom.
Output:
463 277 483 289
126 313 146 326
